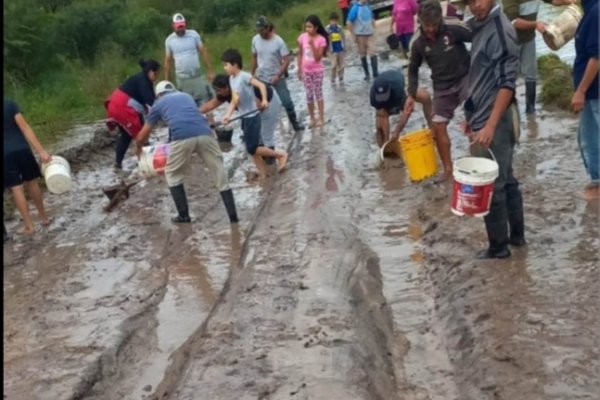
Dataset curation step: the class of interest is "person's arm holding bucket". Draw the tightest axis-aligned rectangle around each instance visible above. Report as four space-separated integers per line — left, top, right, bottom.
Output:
14 113 51 164
134 103 162 157
390 110 412 141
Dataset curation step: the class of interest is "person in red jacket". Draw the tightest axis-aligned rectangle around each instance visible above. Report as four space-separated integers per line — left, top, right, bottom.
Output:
105 59 160 170
338 0 351 26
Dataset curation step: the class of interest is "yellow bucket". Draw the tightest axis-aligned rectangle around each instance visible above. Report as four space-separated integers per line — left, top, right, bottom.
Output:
399 129 438 181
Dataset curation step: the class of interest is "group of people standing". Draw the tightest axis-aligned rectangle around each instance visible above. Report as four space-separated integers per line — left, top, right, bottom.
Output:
367 0 597 259
5 0 598 255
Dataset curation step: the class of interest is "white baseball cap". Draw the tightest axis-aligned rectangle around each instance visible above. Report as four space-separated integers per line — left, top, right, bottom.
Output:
172 13 186 28
155 80 176 96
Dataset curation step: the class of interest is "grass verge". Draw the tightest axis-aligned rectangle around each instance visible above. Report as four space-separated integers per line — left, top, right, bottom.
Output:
4 0 334 147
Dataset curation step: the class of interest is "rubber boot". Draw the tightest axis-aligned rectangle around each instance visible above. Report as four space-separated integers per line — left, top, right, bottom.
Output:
287 110 305 131
4 223 9 243
477 203 511 259
220 189 239 223
264 146 276 165
370 55 379 78
525 81 536 114
361 57 370 81
169 184 191 223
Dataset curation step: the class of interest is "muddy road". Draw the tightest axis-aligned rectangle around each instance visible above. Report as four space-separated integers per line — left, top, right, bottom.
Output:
4 16 599 400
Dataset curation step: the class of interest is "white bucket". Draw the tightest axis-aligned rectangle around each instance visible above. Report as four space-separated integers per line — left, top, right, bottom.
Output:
138 144 169 178
451 156 499 217
41 156 73 194
543 5 582 51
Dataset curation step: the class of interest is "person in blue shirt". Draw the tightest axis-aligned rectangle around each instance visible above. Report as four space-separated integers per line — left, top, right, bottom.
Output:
571 0 599 201
134 81 239 224
347 0 379 80
326 12 346 83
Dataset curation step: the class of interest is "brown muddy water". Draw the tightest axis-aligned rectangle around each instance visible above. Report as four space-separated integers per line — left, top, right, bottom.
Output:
4 16 599 400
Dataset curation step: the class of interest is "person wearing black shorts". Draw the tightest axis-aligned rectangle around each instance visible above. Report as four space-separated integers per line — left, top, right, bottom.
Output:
369 70 433 147
4 100 52 236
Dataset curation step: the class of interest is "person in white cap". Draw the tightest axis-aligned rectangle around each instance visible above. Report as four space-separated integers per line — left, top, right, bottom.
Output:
134 81 238 224
164 13 215 108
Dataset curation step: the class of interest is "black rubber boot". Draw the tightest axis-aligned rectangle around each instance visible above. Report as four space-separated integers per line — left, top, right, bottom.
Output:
370 55 379 78
525 81 536 114
264 146 276 165
361 57 370 81
477 205 511 259
169 184 191 223
287 110 305 131
4 223 9 243
220 189 239 223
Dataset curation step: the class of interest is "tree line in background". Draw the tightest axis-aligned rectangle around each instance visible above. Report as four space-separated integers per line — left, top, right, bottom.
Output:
4 0 307 85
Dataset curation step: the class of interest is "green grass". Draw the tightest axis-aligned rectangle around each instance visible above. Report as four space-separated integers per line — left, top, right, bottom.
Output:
4 0 334 147
537 54 574 111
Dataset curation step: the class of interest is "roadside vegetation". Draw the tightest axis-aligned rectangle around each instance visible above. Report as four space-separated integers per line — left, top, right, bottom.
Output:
538 53 575 111
3 0 332 145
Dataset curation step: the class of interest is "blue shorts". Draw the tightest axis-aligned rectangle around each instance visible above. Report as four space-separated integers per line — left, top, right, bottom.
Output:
241 113 263 155
4 148 42 189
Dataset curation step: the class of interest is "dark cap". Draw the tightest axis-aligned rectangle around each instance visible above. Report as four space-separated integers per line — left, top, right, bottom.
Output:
373 80 392 103
256 16 270 29
329 12 339 20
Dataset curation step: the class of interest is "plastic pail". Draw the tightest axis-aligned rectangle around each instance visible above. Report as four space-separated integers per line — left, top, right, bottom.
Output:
138 143 169 177
399 129 438 182
41 156 73 194
543 4 582 51
451 151 498 217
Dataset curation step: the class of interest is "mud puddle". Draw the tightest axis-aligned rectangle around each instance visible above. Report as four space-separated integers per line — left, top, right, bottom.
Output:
4 15 599 400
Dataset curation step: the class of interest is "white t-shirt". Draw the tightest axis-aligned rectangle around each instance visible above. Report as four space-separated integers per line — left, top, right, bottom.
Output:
251 34 290 82
165 30 203 79
229 71 259 116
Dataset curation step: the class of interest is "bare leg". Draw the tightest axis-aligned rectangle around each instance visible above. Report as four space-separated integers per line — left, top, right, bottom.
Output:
10 185 34 234
252 155 268 180
24 179 50 224
254 147 289 173
317 100 325 126
433 122 453 182
307 102 316 127
415 88 433 129
375 110 390 148
583 183 600 200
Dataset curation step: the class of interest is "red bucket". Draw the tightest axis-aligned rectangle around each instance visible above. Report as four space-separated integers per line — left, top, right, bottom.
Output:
451 151 499 217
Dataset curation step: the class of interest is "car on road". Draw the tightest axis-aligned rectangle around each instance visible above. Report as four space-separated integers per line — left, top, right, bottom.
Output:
370 0 394 19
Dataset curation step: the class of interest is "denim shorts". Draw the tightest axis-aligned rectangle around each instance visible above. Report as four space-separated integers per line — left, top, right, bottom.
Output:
241 113 263 155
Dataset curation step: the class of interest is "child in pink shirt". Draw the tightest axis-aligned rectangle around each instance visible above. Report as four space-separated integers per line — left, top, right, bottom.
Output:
297 15 329 128
391 0 418 57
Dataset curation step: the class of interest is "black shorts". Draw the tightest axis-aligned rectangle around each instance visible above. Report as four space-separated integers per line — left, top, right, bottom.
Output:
4 148 42 189
386 106 402 116
241 113 263 155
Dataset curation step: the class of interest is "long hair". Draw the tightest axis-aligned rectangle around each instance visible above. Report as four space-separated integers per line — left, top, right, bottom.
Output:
305 14 329 56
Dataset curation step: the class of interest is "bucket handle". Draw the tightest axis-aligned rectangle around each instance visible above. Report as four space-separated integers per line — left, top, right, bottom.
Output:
457 142 497 175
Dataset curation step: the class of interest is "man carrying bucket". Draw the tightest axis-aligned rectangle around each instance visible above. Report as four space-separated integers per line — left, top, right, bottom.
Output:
370 69 433 148
457 0 526 259
134 81 239 224
407 0 472 183
502 0 576 114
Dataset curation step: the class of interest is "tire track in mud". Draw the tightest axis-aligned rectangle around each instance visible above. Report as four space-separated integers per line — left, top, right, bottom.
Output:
410 110 600 399
130 110 408 398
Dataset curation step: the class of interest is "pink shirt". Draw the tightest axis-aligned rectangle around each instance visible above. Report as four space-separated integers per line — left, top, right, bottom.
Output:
392 0 418 35
297 32 327 73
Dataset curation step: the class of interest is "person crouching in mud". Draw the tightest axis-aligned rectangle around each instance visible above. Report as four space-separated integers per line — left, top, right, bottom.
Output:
459 0 526 259
370 69 432 147
200 74 284 167
134 81 239 224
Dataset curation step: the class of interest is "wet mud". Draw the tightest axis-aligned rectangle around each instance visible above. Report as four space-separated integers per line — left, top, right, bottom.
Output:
4 14 599 400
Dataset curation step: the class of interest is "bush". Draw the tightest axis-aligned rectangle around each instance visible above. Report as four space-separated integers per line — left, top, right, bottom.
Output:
113 8 165 56
538 54 574 111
